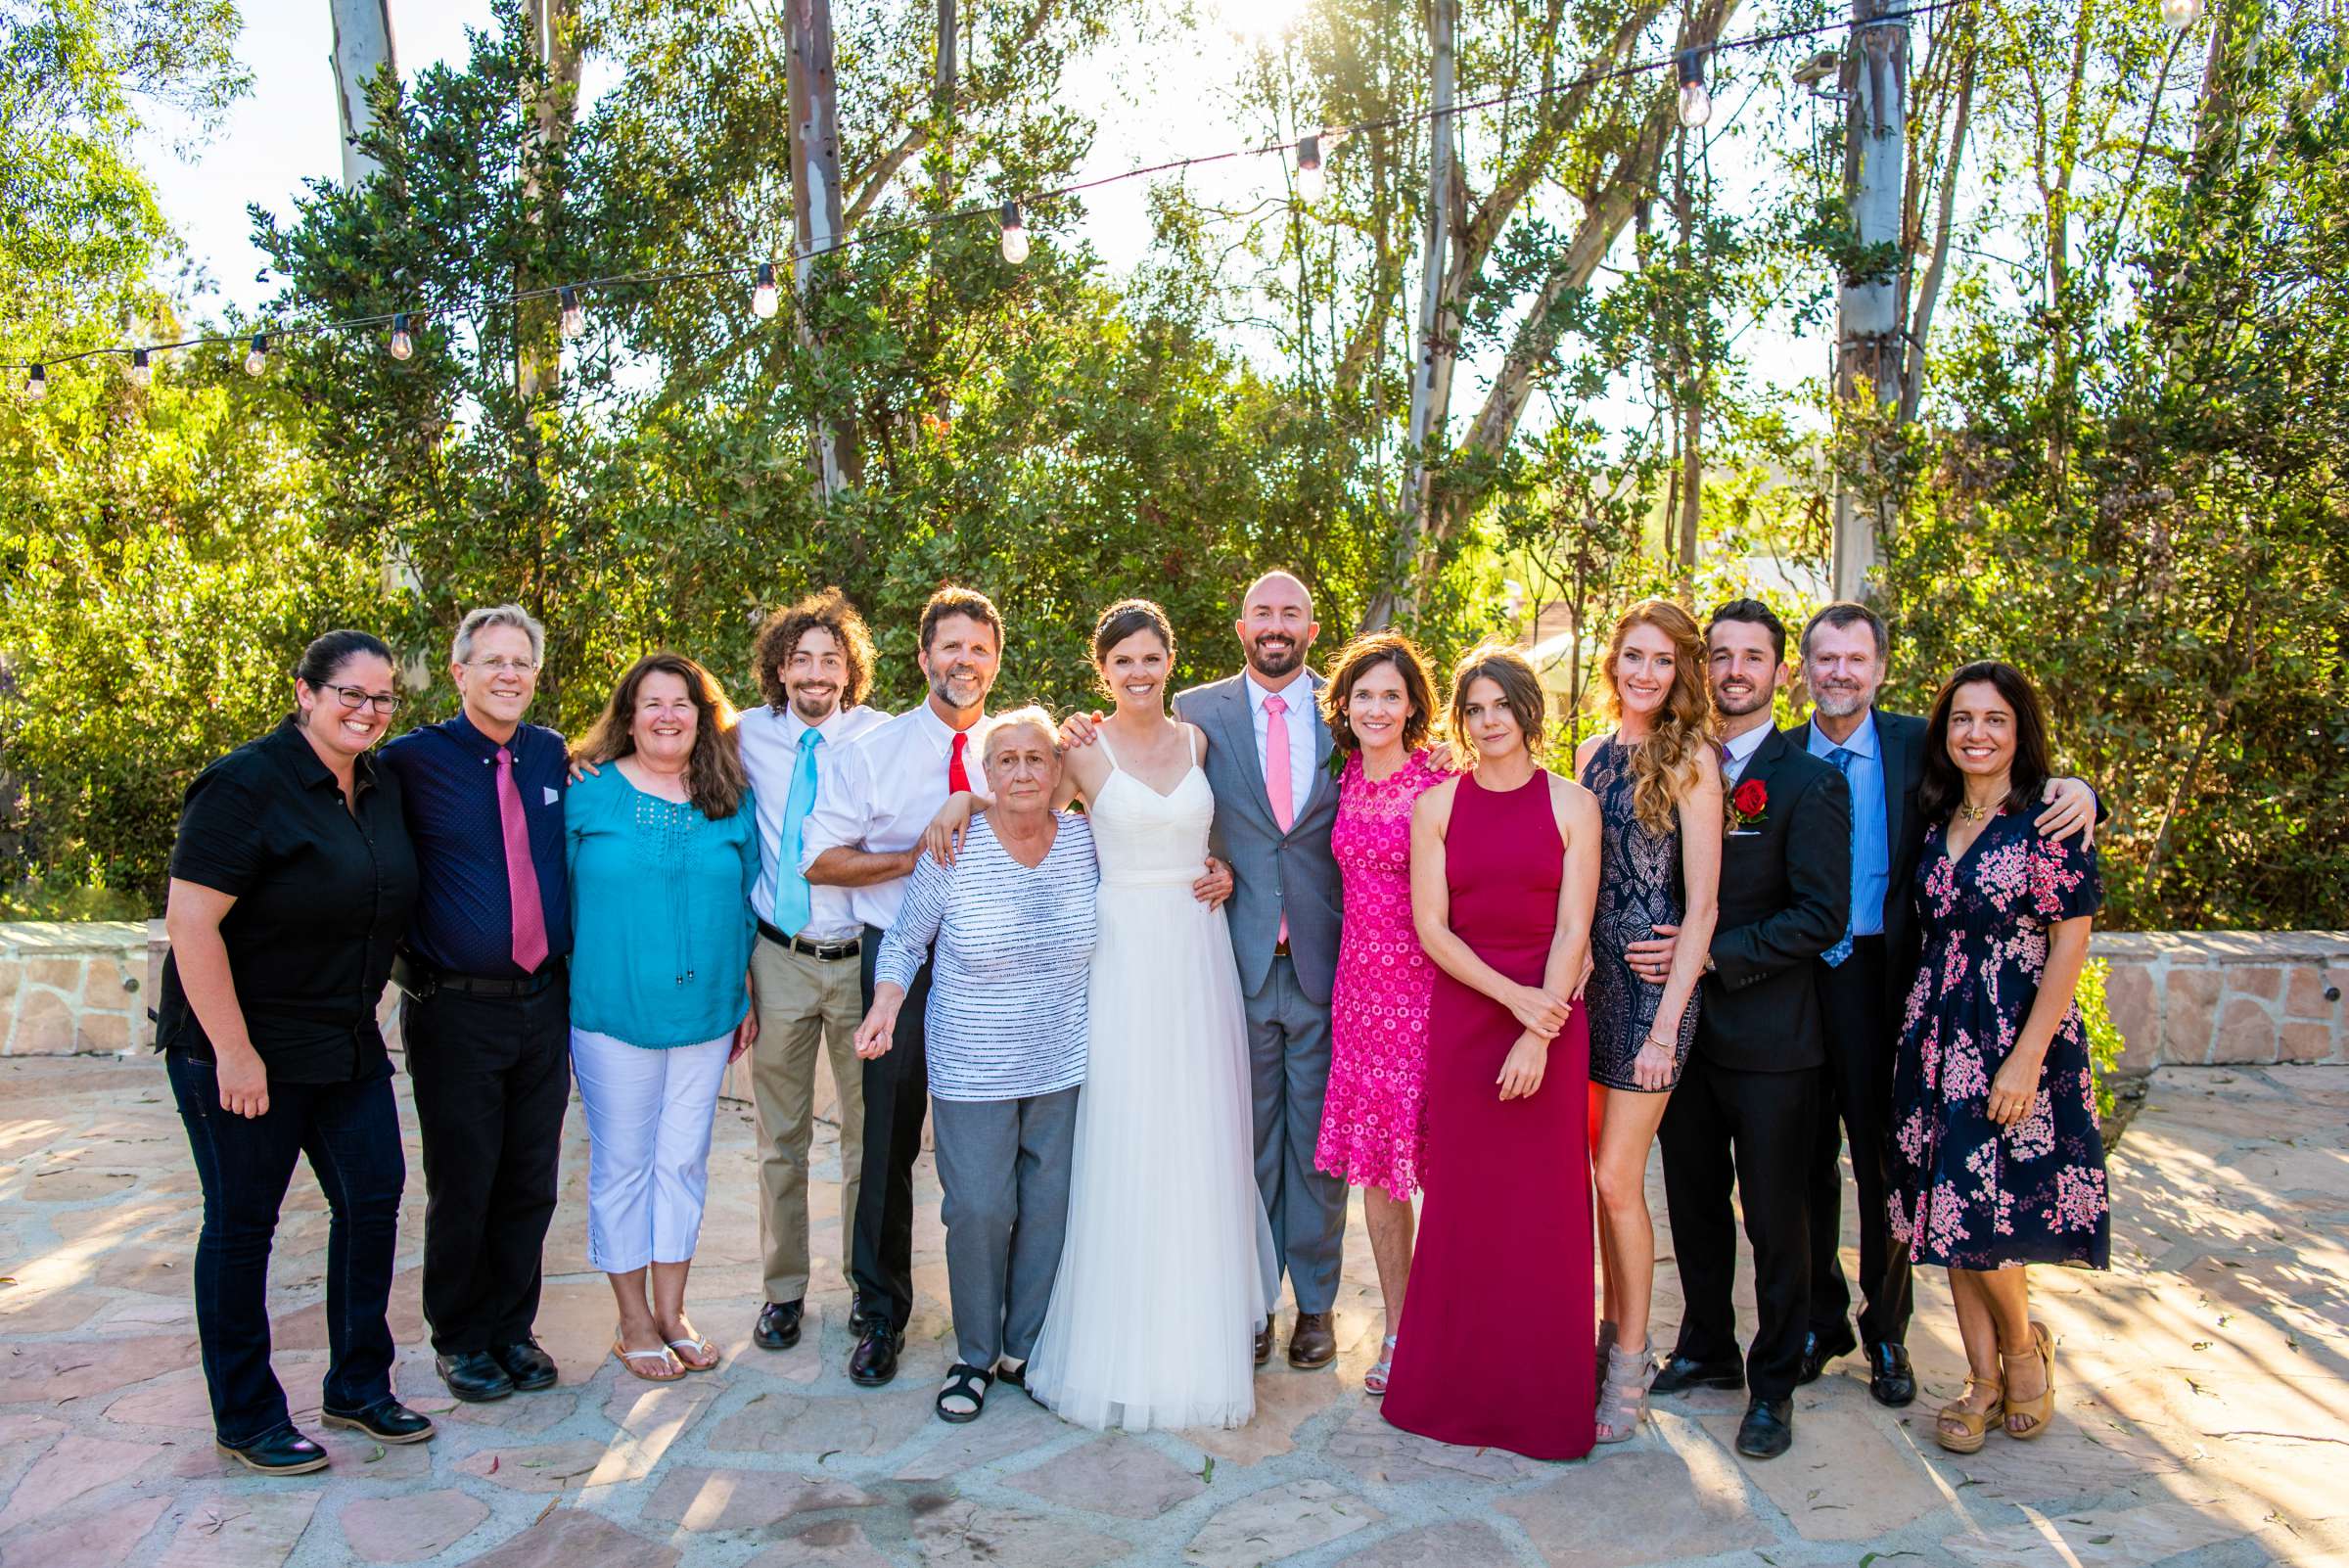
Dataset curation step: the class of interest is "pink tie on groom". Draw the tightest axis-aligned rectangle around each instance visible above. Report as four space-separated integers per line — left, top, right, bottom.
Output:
496 746 551 974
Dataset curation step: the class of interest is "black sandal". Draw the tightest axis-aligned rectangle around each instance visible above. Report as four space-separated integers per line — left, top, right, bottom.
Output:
937 1362 993 1423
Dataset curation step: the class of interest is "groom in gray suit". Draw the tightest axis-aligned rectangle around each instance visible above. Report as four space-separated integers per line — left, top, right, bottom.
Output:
1172 571 1346 1369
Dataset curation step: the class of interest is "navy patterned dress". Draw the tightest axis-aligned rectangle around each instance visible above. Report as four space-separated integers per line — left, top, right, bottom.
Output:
1888 809 2109 1269
1578 737 1700 1092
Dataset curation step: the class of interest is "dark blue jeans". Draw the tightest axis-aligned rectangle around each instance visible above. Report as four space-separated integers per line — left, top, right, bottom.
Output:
166 1052 406 1446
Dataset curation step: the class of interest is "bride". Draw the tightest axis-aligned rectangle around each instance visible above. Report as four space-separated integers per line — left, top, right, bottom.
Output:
934 598 1275 1429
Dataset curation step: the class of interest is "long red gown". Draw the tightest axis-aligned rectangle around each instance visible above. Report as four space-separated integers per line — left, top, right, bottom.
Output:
1381 766 1595 1461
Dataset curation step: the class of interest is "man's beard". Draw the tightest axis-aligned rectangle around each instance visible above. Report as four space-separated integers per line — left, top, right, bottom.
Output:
787 685 838 724
1713 683 1771 719
929 669 989 712
1247 636 1305 679
1812 685 1870 718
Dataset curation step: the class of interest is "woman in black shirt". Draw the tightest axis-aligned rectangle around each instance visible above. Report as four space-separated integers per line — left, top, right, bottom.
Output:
158 629 430 1473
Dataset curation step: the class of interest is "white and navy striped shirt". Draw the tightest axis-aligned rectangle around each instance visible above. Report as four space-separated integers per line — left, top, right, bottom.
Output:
874 810 1098 1101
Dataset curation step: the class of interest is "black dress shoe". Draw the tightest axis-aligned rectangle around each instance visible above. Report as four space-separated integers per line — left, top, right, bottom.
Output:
754 1300 805 1352
322 1397 437 1445
1797 1325 1859 1385
1868 1342 1917 1407
215 1425 330 1475
492 1339 559 1391
436 1350 515 1404
1254 1317 1273 1367
1650 1354 1744 1395
1735 1397 1794 1459
849 1320 903 1387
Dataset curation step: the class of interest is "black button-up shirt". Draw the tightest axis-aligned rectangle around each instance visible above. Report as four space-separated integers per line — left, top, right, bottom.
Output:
156 718 420 1083
378 712 572 978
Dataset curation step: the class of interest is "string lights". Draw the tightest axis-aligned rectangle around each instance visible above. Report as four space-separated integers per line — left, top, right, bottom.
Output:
2160 0 2203 29
1676 49 1712 128
10 0 2012 400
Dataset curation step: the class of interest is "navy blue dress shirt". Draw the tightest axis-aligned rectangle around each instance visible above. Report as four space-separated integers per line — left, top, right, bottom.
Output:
380 712 572 977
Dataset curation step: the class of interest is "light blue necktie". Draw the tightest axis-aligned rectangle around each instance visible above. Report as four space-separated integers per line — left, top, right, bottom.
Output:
772 728 822 937
1822 745 1856 967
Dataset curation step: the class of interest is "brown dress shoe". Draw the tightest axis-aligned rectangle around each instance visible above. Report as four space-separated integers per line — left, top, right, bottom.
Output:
1255 1317 1274 1367
1288 1311 1336 1369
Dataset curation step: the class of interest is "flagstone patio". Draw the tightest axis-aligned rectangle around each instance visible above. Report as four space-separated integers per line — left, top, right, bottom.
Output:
1 1055 2343 1568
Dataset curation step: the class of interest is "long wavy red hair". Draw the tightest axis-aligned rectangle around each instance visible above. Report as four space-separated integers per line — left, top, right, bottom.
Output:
1595 600 1715 836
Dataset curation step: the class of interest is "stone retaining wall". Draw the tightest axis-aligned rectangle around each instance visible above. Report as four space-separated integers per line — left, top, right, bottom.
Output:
2096 930 2347 1070
3 921 2342 1074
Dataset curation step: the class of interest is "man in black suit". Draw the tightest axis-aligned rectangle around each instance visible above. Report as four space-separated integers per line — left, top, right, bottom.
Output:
1635 599 1849 1459
1786 603 2100 1408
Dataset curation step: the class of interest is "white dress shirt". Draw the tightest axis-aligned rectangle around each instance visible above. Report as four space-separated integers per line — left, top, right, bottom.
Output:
738 702 891 942
1722 719 1773 785
800 701 992 932
1243 671 1318 821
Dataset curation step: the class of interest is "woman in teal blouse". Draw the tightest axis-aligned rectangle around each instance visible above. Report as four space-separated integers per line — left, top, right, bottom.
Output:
566 652 760 1383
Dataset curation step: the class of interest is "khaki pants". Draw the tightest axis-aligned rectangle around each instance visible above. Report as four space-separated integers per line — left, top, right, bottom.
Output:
750 934 866 1305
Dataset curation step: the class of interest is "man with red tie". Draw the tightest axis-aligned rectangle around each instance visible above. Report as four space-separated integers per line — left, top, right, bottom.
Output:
805 585 1003 1388
381 605 573 1404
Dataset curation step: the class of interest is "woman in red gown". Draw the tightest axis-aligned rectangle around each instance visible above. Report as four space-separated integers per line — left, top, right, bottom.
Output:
1383 644 1602 1460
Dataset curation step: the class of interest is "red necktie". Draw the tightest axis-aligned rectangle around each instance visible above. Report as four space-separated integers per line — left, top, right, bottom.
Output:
947 730 972 795
496 746 550 974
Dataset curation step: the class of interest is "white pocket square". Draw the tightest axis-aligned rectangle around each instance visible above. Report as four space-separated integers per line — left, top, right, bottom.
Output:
543 786 560 806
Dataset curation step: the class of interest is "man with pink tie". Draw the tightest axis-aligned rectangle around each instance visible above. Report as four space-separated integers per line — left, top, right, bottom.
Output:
381 605 572 1405
1171 571 1347 1370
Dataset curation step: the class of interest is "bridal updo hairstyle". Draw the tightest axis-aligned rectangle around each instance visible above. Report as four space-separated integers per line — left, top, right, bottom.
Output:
1092 598 1174 664
1322 630 1439 758
1596 599 1716 837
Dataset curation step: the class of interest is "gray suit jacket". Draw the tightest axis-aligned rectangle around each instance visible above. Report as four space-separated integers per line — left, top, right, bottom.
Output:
1173 672 1344 1003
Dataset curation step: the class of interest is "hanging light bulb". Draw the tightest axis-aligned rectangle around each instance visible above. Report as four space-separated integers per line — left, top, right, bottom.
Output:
1677 48 1713 129
1295 134 1325 205
25 364 46 401
752 260 780 319
389 312 414 360
998 201 1030 265
2160 0 2203 30
127 347 152 388
559 286 585 339
245 333 269 377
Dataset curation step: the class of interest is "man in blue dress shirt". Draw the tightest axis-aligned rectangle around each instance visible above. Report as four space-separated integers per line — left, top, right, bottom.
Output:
380 605 572 1405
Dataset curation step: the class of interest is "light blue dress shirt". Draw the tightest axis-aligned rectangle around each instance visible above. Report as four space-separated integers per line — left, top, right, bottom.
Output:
1809 711 1889 937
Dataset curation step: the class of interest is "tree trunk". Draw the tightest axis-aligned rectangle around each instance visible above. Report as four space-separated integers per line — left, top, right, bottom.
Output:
786 0 861 496
327 0 396 187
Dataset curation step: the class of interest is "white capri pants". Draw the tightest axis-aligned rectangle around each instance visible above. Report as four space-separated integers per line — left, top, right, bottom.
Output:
571 1028 733 1273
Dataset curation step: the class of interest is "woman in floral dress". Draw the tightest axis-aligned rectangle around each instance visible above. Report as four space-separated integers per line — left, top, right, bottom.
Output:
1887 662 2106 1456
1313 632 1449 1395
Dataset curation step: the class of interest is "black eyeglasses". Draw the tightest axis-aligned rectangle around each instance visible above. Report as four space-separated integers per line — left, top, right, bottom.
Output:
316 682 404 715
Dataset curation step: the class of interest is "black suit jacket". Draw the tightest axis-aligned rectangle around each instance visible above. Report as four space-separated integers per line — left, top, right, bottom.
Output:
1694 727 1853 1074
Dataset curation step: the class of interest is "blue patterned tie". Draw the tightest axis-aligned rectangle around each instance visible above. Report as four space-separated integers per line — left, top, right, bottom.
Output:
1822 745 1856 967
772 728 822 937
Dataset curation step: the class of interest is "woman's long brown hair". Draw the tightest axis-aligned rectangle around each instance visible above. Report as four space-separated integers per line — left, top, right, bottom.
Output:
1595 600 1716 837
573 652 749 819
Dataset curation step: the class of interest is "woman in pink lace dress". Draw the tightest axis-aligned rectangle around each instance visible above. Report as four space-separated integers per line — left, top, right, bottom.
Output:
1314 632 1448 1395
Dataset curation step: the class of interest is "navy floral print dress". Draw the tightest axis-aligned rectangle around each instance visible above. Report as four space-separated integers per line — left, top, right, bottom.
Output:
1888 809 2109 1270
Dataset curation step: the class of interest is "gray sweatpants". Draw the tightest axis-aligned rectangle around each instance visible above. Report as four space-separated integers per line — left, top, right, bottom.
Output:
930 1085 1080 1371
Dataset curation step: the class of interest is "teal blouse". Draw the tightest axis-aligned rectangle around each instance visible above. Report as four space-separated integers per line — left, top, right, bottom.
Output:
565 764 760 1048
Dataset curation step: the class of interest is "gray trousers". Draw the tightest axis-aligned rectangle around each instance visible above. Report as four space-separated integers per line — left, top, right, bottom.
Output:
931 1085 1080 1371
1247 955 1345 1314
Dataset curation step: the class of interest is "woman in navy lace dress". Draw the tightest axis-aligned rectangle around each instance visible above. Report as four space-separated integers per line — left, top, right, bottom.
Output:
1887 662 2105 1457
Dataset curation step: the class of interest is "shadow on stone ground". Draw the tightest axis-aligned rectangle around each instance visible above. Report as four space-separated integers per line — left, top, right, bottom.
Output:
1 1057 2343 1567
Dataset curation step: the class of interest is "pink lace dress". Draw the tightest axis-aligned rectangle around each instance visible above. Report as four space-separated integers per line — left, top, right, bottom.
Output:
1315 749 1445 1200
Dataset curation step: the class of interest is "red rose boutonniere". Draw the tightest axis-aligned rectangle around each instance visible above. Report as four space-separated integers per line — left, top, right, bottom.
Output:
1727 778 1769 832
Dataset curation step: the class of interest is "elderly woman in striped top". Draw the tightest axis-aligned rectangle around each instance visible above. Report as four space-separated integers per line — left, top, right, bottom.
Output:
855 708 1097 1424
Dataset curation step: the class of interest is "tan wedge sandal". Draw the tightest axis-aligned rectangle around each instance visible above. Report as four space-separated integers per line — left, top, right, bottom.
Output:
2002 1321 2055 1440
1934 1375 2004 1454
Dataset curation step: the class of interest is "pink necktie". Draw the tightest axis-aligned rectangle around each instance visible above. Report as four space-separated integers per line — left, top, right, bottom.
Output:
496 746 550 974
1265 694 1293 947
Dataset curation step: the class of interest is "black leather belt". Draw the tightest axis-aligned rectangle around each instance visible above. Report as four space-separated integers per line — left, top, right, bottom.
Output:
395 954 563 998
758 918 861 961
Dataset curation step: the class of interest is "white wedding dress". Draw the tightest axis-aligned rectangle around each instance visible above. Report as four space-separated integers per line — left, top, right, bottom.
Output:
1026 729 1278 1431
